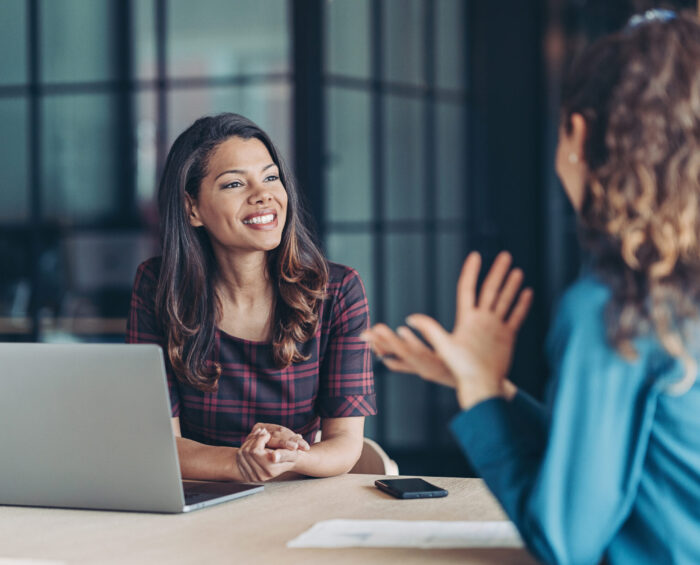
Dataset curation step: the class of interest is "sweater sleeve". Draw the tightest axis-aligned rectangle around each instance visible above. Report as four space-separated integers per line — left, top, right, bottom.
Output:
450 279 660 565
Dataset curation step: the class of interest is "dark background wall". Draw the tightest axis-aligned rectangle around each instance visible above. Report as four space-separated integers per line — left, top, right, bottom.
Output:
0 0 695 476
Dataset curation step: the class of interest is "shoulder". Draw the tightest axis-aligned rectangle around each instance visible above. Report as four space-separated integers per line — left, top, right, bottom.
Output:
133 256 162 291
323 263 370 330
547 275 611 359
555 275 610 327
326 262 367 299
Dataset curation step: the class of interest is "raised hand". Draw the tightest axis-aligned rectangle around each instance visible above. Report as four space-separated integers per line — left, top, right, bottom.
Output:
364 251 532 409
361 322 456 388
409 251 532 407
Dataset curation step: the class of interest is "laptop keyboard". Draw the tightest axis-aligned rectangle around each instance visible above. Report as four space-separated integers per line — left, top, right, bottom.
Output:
184 491 216 505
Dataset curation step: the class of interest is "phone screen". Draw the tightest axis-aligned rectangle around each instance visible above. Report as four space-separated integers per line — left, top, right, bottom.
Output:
375 478 448 499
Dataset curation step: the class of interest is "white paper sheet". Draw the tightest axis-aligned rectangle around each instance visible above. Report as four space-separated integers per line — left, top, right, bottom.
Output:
287 519 524 549
0 560 65 565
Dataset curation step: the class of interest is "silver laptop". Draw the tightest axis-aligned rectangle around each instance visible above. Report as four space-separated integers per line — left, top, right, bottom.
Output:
0 343 263 513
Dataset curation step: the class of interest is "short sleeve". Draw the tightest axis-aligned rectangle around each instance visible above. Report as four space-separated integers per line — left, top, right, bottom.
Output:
317 267 377 418
126 258 181 417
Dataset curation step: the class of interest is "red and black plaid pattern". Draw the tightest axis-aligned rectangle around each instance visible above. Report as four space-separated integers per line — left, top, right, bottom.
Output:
127 258 376 447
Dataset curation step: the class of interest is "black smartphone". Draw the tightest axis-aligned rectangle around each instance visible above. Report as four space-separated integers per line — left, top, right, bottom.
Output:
374 478 448 499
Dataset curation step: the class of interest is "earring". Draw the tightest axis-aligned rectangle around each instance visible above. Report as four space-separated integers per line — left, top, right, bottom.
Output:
568 153 579 164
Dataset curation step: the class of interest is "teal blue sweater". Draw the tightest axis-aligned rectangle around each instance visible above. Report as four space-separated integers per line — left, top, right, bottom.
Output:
451 276 700 564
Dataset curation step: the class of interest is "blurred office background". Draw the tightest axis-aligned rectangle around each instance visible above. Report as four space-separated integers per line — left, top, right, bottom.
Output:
0 0 695 475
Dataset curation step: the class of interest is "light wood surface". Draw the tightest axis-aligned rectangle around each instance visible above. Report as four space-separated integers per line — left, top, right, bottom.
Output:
0 474 537 564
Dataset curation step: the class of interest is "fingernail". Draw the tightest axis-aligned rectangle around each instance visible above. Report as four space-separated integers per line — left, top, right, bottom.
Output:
359 332 369 342
405 316 416 327
273 451 280 463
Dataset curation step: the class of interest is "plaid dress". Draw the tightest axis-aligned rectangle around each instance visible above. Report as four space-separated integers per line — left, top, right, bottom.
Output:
127 257 376 447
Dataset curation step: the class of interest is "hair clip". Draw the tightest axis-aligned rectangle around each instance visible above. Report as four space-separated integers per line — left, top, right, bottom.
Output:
626 8 676 28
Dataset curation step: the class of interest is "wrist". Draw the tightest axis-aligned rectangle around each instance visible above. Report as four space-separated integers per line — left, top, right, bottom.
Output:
290 447 311 475
456 380 506 411
503 379 518 400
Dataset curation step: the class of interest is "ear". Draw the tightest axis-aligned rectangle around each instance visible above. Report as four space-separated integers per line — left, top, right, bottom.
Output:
185 193 204 228
569 113 587 161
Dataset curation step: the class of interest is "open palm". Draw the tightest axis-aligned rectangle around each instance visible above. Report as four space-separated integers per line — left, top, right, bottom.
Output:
364 252 532 406
410 252 532 393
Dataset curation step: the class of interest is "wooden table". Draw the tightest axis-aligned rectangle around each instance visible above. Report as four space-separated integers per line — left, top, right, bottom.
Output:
0 475 538 564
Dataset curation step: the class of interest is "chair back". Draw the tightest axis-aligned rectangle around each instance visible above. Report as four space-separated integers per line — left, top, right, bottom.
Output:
349 438 399 476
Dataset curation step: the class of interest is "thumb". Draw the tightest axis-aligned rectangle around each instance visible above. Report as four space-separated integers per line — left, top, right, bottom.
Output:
405 314 451 354
268 449 298 464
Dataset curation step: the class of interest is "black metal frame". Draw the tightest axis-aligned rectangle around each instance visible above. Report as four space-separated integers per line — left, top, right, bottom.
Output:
1 0 549 475
319 0 473 449
2 0 139 340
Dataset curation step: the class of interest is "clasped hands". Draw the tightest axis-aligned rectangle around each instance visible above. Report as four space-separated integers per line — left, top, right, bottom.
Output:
236 422 311 483
361 251 533 410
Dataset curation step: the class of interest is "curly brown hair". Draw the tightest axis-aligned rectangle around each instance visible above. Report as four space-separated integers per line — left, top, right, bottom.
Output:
561 12 700 392
156 113 328 391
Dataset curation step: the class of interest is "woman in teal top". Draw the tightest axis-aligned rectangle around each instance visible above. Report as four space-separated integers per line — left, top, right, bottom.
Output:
363 11 700 565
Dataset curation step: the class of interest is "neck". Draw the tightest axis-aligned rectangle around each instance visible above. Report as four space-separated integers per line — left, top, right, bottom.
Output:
213 248 274 308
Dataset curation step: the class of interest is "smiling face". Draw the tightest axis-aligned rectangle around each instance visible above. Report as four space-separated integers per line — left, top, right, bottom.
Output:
187 136 288 256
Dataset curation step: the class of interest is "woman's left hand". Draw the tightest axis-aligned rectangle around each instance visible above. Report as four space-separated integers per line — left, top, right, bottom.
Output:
364 252 532 410
235 428 300 483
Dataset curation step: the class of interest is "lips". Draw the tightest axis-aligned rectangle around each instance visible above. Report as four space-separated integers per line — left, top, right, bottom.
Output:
242 209 278 230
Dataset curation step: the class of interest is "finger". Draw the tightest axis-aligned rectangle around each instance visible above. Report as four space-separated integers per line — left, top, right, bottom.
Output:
454 252 481 328
477 251 512 310
366 329 404 362
250 423 270 438
397 326 434 355
266 435 298 451
295 434 311 451
265 427 298 450
236 450 255 483
381 356 422 374
238 431 268 481
268 448 299 464
405 314 451 355
360 327 384 345
373 324 413 360
493 268 524 318
245 452 271 481
251 429 270 452
506 287 534 331
362 329 390 358
241 427 263 447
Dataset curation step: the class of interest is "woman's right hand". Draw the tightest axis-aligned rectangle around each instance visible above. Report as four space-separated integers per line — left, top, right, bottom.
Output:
249 422 310 451
235 428 300 483
361 323 456 388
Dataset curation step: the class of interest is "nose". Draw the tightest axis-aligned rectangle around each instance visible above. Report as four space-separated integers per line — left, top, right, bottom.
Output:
247 182 273 205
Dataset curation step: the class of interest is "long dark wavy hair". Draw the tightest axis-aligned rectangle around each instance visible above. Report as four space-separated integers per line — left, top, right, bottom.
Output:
156 113 328 391
562 13 700 391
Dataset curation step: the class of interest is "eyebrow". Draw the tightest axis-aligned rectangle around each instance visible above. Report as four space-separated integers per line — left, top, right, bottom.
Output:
214 163 277 181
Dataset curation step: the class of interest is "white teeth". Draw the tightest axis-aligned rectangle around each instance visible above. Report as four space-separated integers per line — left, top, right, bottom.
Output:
243 213 275 225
